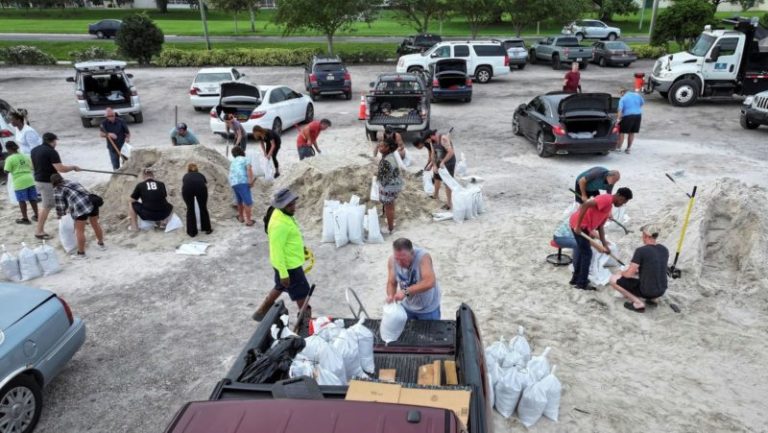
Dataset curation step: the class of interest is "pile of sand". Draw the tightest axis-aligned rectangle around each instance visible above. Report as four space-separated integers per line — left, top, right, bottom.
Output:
652 178 768 298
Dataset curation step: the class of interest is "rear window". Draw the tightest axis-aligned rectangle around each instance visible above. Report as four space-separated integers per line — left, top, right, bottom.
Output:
315 63 344 72
195 72 232 83
605 42 629 50
556 38 580 47
473 45 505 56
505 40 525 48
376 79 423 92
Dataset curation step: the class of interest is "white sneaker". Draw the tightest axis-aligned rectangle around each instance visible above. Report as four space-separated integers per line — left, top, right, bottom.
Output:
97 242 107 251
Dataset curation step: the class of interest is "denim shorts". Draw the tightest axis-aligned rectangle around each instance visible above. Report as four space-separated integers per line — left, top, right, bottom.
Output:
232 183 253 206
298 146 315 160
14 185 38 202
404 306 441 320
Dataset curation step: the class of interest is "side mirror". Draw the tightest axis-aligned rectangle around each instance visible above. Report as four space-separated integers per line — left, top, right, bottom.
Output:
369 81 375 88
517 103 528 112
709 46 720 62
430 52 439 58
66 77 75 82
127 73 134 78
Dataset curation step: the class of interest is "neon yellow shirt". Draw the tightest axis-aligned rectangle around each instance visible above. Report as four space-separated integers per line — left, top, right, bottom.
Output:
268 208 305 278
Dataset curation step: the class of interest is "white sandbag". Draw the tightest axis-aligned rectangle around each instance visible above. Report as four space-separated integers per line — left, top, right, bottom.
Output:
332 329 366 379
248 153 265 177
348 318 375 374
349 194 361 206
194 197 201 231
137 217 155 230
58 214 77 253
589 241 618 286
7 174 18 205
288 358 315 379
527 347 552 383
34 241 61 276
542 365 562 422
261 154 275 181
494 366 531 418
484 338 508 366
499 349 525 370
432 211 453 222
366 208 385 244
316 322 343 343
393 149 407 170
333 205 350 248
270 324 297 340
347 205 365 245
402 149 412 167
517 374 548 428
322 200 340 243
486 358 502 409
380 302 408 344
121 142 133 158
370 176 380 202
423 170 435 196
18 242 42 281
510 326 532 364
456 152 468 177
165 213 183 233
452 189 472 223
487 371 496 409
1 245 21 282
316 366 346 386
297 335 347 384
310 316 335 335
437 166 462 192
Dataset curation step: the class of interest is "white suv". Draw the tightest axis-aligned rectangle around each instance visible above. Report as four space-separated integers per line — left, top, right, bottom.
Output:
396 41 510 83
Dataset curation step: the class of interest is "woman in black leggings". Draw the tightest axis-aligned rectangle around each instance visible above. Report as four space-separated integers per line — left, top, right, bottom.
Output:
181 163 212 237
253 125 282 178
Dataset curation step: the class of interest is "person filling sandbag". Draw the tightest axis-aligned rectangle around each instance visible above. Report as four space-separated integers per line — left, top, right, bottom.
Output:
128 168 174 231
609 224 669 313
385 238 442 320
52 173 105 259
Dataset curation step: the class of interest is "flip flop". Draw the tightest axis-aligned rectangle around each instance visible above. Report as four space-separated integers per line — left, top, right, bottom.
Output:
245 220 255 227
624 301 645 313
624 149 631 154
15 219 31 225
34 234 52 240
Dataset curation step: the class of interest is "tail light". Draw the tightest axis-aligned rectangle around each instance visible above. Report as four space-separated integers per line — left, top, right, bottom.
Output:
466 78 473 87
309 73 317 83
420 102 427 118
57 296 74 325
504 54 510 67
250 111 266 119
343 71 351 81
189 87 200 95
432 78 439 88
76 90 84 101
552 125 566 136
210 110 217 118
0 129 12 138
130 86 137 96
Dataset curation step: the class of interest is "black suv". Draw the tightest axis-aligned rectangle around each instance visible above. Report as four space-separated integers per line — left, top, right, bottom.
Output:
396 34 442 56
304 55 351 101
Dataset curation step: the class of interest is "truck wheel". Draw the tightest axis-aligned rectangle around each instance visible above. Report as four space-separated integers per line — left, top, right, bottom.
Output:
575 33 584 42
599 56 606 67
528 51 536 64
0 375 43 433
366 129 377 141
740 113 760 130
407 66 423 73
536 133 552 157
608 33 617 41
81 118 91 128
475 67 492 84
133 112 143 123
668 79 699 107
552 54 561 70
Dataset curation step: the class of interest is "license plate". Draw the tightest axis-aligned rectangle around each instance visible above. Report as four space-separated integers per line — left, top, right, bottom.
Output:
576 58 583 62
327 75 335 80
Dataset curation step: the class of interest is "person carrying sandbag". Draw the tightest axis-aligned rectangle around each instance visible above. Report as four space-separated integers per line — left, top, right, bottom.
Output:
51 173 105 259
385 238 442 320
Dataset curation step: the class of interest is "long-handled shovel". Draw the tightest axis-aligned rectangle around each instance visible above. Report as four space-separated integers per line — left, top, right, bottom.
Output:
292 284 316 334
577 231 626 267
667 184 697 279
107 135 129 164
79 168 138 177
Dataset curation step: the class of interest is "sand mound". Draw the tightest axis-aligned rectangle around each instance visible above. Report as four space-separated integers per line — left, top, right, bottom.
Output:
653 178 768 298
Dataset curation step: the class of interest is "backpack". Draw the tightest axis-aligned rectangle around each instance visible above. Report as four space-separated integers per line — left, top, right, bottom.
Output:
263 206 275 234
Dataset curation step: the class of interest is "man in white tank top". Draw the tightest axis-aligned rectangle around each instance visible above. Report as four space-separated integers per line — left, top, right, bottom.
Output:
386 238 442 320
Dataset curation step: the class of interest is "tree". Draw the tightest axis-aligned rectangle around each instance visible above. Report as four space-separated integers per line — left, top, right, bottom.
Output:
448 0 497 39
762 12 768 28
592 0 639 22
503 0 588 36
156 0 168 13
651 0 714 49
116 13 165 65
390 0 449 33
737 0 764 10
210 0 250 33
274 0 375 55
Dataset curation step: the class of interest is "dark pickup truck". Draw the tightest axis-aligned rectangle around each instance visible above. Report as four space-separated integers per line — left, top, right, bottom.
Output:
530 36 593 70
163 300 491 433
397 33 442 56
365 73 431 141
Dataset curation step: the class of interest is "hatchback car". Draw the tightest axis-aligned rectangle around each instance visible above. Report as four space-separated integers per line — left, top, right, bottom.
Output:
304 56 351 101
591 41 637 67
65 60 142 127
190 67 245 111
0 283 86 433
87 19 122 39
210 82 314 137
502 38 528 69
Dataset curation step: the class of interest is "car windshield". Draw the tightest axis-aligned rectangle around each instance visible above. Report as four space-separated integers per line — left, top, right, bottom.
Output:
556 38 580 47
316 63 343 72
689 34 716 57
195 73 232 83
506 41 525 48
605 42 629 50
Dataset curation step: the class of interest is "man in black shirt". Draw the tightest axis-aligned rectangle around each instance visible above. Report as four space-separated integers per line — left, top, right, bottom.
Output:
609 224 670 313
31 132 79 240
100 107 131 170
128 168 173 230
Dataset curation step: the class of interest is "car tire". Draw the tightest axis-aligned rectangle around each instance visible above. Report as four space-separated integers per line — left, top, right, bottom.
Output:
193 106 204 112
608 33 617 41
304 103 314 123
536 132 552 158
81 117 91 128
599 56 606 67
552 54 561 70
96 31 104 39
272 118 282 136
517 63 526 70
407 66 423 73
310 93 318 102
512 116 523 136
668 79 700 107
465 97 472 103
740 113 760 129
133 112 143 123
344 92 352 100
0 375 43 433
575 33 584 42
529 50 537 64
475 67 492 84
366 129 377 141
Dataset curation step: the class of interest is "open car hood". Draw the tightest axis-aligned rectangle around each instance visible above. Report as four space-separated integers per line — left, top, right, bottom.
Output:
219 81 260 100
558 93 613 115
432 59 467 75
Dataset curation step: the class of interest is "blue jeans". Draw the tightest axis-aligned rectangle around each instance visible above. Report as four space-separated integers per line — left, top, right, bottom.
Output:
298 146 315 160
108 145 122 170
553 235 577 249
571 230 592 287
405 307 441 321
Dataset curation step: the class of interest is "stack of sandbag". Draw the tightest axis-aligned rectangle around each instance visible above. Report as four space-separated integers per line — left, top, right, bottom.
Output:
1 244 22 282
485 326 562 428
321 195 383 247
433 167 486 223
1 242 61 282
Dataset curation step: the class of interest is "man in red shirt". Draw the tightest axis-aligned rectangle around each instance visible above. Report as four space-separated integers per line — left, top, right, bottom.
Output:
296 118 331 160
563 62 581 93
569 187 633 290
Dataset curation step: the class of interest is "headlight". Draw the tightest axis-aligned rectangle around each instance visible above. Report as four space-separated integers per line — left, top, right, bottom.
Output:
744 96 754 106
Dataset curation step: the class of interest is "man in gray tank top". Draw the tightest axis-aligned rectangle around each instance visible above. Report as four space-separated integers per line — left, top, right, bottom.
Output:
386 238 442 320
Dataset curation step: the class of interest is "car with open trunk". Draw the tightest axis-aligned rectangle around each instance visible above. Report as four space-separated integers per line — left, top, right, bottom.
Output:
428 59 472 103
364 73 431 141
66 60 142 128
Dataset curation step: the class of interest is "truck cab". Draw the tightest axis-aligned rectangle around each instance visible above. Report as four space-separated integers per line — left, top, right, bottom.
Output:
646 17 768 106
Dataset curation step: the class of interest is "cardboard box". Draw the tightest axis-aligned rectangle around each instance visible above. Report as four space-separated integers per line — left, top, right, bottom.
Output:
417 364 434 385
444 360 458 385
398 387 471 427
379 369 397 383
432 361 442 386
345 380 401 404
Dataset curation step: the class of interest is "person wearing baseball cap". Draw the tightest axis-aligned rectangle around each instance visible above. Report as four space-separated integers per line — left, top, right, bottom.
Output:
170 122 200 146
252 188 311 321
608 223 669 313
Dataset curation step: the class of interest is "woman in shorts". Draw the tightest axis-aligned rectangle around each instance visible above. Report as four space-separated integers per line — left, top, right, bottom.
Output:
229 146 255 226
51 173 104 258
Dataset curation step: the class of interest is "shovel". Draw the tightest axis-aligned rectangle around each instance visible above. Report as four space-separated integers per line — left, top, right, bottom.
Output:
577 231 625 267
292 284 316 334
79 168 138 177
107 135 129 163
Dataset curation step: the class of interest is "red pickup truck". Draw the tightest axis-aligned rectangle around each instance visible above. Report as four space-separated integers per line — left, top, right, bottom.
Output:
163 300 492 433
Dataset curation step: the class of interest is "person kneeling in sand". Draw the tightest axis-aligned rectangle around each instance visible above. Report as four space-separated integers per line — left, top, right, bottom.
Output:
609 224 669 313
129 168 174 230
386 238 442 320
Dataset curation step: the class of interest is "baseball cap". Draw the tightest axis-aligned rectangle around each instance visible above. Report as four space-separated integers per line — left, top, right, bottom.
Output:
177 122 187 130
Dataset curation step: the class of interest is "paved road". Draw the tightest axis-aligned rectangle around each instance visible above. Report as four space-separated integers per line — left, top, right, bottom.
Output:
0 32 651 44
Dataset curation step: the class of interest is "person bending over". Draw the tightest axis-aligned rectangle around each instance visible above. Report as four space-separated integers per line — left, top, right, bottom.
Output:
386 238 442 320
129 168 173 230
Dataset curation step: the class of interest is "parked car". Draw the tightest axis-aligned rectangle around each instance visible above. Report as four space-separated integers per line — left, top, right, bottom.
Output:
65 60 142 128
397 40 510 84
0 99 15 149
303 55 352 101
189 67 245 111
591 41 637 67
529 36 592 70
512 92 619 157
0 283 86 433
740 90 768 129
429 59 472 103
210 82 314 137
562 20 621 41
396 33 442 56
87 19 122 39
502 38 528 69
365 73 431 141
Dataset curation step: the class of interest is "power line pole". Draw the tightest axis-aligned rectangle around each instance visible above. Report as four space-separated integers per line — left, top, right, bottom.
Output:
198 0 212 50
648 0 660 39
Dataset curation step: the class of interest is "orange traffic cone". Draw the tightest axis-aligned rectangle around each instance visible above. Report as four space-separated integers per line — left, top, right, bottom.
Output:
358 94 367 120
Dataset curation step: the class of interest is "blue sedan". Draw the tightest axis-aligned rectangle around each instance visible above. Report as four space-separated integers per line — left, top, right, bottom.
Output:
0 284 86 433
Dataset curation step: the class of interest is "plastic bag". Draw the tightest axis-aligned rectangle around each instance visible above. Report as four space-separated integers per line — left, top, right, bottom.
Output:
380 302 408 344
262 154 275 181
1 245 21 282
194 198 202 231
494 366 531 418
7 174 18 205
366 208 384 244
164 213 183 233
456 152 468 177
332 329 365 380
347 205 365 245
137 218 155 231
510 326 532 364
58 214 77 253
121 143 133 158
348 318 375 374
34 241 61 276
288 358 315 379
423 170 435 196
248 153 265 177
370 176 380 202
393 149 407 170
19 243 42 281
542 365 562 422
333 205 349 248
322 200 340 243
527 347 552 383
298 336 347 384
517 374 548 428
485 337 508 366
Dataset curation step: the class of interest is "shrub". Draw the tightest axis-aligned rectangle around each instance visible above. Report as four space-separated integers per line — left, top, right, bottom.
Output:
116 13 164 65
156 48 319 67
0 45 57 65
69 46 114 62
650 0 714 49
633 44 667 59
761 12 768 29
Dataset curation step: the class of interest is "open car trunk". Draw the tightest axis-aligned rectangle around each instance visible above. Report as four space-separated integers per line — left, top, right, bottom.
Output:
433 59 468 89
83 73 131 109
215 81 261 122
558 93 613 138
367 95 424 125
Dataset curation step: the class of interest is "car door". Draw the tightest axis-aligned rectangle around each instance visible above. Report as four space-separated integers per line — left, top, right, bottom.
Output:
280 87 303 126
452 44 472 71
520 97 540 139
593 42 603 61
528 97 550 140
702 37 743 81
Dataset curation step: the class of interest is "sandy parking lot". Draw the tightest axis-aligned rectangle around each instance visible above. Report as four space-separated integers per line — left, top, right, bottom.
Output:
2 60 767 433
